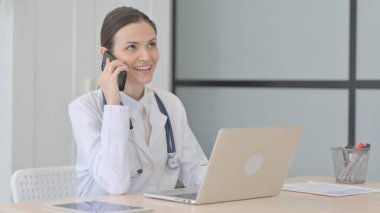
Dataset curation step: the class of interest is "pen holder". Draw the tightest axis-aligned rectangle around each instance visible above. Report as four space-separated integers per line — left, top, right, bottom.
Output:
331 147 370 184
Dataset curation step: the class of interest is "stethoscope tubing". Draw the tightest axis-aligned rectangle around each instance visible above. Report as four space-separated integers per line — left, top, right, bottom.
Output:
154 92 176 154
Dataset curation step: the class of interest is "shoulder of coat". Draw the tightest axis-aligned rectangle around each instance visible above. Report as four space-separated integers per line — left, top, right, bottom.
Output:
69 89 102 111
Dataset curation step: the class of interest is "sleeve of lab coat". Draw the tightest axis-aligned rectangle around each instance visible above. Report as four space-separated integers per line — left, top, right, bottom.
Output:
175 99 208 187
68 98 134 194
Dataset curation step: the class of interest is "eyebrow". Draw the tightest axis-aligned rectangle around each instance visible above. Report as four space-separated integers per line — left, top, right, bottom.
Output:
123 37 157 45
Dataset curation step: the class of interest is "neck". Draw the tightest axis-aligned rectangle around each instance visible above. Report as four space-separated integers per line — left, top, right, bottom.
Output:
124 83 145 100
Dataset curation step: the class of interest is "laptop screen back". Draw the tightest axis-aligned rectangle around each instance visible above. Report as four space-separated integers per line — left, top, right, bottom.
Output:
196 126 303 204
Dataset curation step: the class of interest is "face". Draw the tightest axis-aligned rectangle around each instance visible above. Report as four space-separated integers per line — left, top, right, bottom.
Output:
111 21 159 86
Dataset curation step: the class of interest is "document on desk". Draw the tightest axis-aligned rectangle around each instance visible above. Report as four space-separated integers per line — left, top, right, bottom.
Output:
282 181 380 197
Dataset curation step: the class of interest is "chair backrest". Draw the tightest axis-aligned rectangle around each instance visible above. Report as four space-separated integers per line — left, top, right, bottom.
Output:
11 166 77 203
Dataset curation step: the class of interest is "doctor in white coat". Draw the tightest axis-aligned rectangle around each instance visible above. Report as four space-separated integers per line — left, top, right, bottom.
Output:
68 7 208 197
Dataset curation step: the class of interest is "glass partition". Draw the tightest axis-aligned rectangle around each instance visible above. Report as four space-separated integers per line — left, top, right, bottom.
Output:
176 0 349 80
177 87 348 177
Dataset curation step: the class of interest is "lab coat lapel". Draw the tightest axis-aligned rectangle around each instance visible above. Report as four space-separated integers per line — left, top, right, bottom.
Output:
148 94 167 148
119 90 152 161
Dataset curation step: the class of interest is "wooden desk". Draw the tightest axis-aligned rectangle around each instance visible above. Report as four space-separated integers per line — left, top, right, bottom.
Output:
1 176 380 213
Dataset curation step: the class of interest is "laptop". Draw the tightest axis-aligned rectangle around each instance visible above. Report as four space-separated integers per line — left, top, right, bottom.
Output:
144 126 303 204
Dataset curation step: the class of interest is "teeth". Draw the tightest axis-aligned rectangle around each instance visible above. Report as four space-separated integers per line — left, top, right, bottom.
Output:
134 65 151 71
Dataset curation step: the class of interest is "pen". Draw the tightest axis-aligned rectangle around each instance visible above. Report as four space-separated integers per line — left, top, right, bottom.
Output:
338 143 366 182
348 144 370 182
343 148 349 167
357 143 365 149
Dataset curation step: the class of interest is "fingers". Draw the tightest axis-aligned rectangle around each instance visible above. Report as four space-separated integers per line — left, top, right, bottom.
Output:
98 56 129 104
99 60 128 83
103 59 129 76
98 59 128 90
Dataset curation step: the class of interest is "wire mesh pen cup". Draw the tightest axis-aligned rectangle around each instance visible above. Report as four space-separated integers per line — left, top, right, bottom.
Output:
331 147 370 184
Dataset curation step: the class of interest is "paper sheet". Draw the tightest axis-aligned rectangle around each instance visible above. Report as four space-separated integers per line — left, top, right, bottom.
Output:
282 181 380 197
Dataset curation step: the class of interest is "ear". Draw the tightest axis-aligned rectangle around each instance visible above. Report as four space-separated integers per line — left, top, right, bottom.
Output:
100 47 108 57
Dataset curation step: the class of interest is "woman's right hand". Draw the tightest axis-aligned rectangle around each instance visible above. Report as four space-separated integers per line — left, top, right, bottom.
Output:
98 58 129 105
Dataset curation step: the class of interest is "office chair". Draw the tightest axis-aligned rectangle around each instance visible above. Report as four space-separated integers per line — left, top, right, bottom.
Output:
11 165 77 203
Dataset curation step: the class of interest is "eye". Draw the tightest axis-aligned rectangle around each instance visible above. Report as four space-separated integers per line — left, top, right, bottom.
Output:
126 45 136 51
148 42 157 48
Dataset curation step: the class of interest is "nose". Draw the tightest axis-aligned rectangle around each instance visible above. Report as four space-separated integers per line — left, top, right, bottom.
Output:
138 48 152 61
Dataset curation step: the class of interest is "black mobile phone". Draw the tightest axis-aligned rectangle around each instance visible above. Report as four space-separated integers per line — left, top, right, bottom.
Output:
101 51 127 91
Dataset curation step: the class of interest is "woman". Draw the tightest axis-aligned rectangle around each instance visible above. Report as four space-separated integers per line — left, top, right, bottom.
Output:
69 6 208 197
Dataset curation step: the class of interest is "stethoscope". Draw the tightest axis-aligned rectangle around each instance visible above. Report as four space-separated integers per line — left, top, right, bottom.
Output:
101 91 180 178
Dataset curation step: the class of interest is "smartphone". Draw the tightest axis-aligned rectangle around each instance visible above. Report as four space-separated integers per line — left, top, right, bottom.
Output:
101 50 127 91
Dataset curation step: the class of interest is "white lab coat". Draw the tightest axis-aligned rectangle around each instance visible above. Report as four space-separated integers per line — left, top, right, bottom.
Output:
68 85 208 197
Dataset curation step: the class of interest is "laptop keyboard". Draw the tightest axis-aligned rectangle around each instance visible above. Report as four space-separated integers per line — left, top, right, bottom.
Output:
173 193 198 200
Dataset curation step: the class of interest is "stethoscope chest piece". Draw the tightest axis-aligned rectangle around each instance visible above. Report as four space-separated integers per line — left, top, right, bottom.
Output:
167 153 180 169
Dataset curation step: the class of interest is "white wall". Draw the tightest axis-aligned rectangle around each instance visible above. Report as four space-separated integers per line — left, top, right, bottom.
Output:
0 0 171 204
0 0 14 203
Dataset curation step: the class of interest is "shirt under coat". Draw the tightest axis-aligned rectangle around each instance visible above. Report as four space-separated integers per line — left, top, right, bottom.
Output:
68 85 208 197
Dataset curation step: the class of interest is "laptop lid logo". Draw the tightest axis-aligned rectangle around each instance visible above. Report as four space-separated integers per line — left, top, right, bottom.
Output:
244 154 263 175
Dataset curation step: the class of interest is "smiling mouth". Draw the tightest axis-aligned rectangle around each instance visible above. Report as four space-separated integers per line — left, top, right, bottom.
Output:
133 65 152 72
